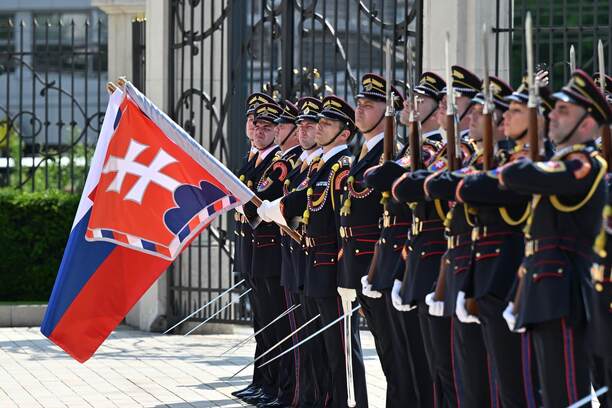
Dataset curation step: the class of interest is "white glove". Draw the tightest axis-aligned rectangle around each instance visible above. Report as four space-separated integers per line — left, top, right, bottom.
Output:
502 302 525 333
391 279 416 312
425 291 444 317
337 287 357 303
455 291 480 324
256 198 287 226
235 205 245 215
361 275 382 299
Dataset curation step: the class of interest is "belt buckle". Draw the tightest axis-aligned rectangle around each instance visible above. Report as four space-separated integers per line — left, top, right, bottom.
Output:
471 227 479 241
340 227 346 238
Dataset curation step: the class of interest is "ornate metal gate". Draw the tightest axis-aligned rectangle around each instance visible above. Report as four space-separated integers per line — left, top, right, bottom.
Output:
166 0 423 325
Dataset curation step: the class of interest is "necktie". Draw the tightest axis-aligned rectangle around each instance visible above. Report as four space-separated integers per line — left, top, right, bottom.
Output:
300 159 309 173
358 143 368 161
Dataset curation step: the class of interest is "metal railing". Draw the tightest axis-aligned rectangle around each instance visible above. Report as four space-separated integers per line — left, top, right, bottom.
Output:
0 15 108 192
166 0 422 326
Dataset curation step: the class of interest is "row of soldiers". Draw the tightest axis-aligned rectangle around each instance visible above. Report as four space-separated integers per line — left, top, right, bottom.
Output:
230 65 612 407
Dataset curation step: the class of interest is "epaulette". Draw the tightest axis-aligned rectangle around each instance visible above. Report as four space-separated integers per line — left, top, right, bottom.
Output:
552 143 589 161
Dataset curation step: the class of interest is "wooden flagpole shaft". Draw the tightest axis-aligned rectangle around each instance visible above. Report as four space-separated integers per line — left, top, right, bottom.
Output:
250 195 302 243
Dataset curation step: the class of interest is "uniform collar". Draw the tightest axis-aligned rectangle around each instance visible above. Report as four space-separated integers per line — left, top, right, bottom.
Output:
364 132 384 152
257 144 277 161
322 144 348 163
306 147 323 164
282 144 300 156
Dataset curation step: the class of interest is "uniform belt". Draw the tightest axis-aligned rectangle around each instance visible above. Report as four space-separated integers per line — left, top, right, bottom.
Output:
446 232 471 249
304 234 336 248
411 218 444 236
382 216 411 229
471 224 521 241
524 237 593 257
339 225 380 239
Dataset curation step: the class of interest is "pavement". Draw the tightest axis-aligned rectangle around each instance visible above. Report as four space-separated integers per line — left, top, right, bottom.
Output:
0 325 386 407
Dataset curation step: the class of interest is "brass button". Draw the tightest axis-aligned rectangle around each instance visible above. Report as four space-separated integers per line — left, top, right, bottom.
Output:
393 244 398 249
557 268 563 273
495 248 500 253
533 273 538 280
476 252 481 257
421 251 425 256
595 283 604 292
382 238 386 244
355 249 360 254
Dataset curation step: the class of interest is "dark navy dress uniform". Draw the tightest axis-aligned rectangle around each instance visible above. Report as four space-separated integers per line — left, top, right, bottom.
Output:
279 95 368 408
425 146 498 408
365 131 445 408
243 102 300 405
392 148 459 408
457 144 540 408
501 143 607 407
500 70 612 407
590 174 612 408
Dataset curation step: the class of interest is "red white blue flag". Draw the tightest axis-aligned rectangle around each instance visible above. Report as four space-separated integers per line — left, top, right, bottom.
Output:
41 82 253 362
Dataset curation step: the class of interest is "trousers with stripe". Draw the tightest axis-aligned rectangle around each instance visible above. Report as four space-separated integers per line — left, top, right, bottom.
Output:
359 292 421 408
477 295 540 408
250 276 278 395
313 296 368 408
452 317 496 408
531 318 590 407
418 304 457 408
381 292 434 408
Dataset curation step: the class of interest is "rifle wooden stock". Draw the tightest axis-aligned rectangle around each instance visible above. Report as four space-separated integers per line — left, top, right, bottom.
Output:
512 275 525 314
384 115 395 161
446 114 457 171
483 113 493 170
410 120 421 170
250 195 302 243
602 125 612 166
528 107 539 161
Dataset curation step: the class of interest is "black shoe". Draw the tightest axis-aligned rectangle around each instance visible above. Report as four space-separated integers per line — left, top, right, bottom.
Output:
257 398 290 408
231 384 258 398
241 390 271 405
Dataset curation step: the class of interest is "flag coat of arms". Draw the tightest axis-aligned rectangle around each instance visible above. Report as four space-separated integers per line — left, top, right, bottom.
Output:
41 82 253 363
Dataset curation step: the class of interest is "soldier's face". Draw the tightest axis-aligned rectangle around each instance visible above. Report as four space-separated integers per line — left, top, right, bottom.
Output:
456 96 473 129
503 101 528 139
548 100 589 145
468 103 484 142
274 122 296 146
436 95 448 130
298 119 317 150
400 95 436 126
316 117 347 146
253 120 277 149
245 114 255 140
355 98 385 133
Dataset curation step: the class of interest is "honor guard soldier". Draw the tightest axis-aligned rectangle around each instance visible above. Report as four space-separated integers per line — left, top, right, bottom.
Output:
363 71 447 408
258 95 368 407
590 72 612 408
333 73 420 407
239 101 297 407
388 66 480 407
279 96 328 407
500 70 612 407
232 92 278 403
455 76 545 407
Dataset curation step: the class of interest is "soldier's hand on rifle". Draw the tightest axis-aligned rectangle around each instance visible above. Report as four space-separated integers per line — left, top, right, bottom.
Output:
502 302 525 333
361 275 382 299
364 161 407 192
425 291 444 317
455 291 480 324
391 279 415 311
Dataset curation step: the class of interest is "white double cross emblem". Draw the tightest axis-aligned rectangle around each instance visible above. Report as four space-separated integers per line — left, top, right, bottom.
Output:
103 138 180 204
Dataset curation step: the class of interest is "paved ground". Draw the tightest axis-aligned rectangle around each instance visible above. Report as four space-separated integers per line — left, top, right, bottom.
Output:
0 326 386 407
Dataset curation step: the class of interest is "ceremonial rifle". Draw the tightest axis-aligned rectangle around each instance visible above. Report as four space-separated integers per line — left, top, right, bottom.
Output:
598 39 611 165
481 24 494 171
366 38 398 286
433 32 456 302
513 12 537 315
